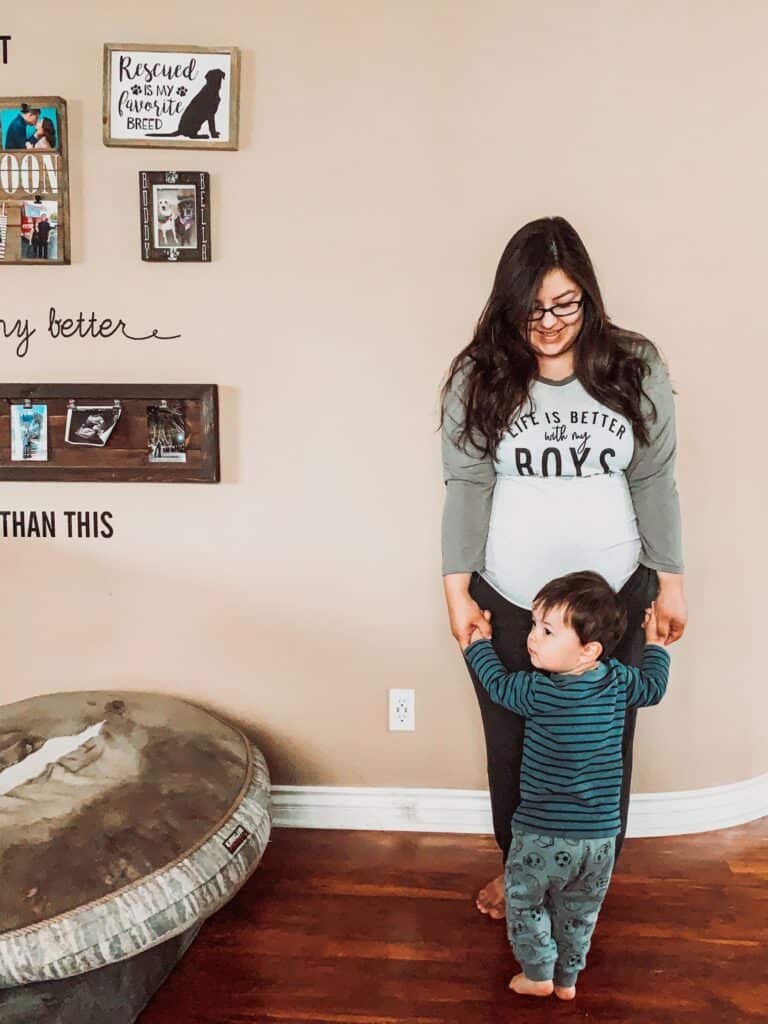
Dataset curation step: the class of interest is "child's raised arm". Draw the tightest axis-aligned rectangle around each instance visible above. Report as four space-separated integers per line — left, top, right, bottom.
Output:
622 642 671 708
463 639 537 716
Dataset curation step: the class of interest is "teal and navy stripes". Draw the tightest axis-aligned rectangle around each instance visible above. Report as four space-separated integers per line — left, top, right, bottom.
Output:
464 642 671 838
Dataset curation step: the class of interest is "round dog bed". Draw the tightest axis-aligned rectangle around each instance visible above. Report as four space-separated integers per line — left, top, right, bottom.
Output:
0 691 271 988
0 922 203 1024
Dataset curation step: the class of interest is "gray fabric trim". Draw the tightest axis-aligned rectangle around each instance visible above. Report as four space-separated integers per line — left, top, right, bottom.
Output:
534 374 577 387
0 747 271 988
520 960 556 982
441 362 495 575
0 923 202 1024
625 344 684 573
554 969 578 989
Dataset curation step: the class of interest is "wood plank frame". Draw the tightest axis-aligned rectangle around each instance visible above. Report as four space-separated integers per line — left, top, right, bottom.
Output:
0 384 219 483
103 44 241 151
0 95 70 265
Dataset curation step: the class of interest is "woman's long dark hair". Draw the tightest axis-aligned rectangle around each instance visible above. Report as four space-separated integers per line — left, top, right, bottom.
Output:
440 217 659 456
39 117 56 148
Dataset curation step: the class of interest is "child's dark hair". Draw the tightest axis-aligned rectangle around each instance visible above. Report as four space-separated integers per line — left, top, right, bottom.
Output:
533 571 627 658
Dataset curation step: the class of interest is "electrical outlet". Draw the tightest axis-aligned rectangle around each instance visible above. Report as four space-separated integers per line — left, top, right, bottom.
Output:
388 688 415 731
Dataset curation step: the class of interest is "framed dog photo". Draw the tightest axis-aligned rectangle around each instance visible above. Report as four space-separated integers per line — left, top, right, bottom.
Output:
104 44 240 150
139 171 211 262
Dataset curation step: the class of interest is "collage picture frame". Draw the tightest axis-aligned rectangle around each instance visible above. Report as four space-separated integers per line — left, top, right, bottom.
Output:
0 95 70 265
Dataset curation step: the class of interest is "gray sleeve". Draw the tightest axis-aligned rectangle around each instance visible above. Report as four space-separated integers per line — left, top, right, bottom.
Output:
440 366 496 575
625 345 684 573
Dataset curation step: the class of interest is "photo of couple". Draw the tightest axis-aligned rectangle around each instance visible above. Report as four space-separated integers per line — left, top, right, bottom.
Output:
20 201 58 260
1 102 58 150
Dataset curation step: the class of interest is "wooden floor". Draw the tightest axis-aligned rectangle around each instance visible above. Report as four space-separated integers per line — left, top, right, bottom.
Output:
141 818 768 1024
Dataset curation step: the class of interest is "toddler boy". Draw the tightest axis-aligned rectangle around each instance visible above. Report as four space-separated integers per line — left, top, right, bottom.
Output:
463 570 670 999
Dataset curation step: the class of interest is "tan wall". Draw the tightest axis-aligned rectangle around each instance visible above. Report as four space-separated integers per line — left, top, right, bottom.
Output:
2 2 765 793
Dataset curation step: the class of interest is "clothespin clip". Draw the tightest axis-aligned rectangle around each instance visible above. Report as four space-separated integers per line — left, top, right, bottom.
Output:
23 397 32 409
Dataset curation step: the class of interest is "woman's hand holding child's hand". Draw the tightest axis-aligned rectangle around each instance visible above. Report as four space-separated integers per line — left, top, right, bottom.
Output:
463 614 492 652
643 604 666 646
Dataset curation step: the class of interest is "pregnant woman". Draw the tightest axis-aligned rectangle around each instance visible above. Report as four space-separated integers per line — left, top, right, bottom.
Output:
440 217 687 919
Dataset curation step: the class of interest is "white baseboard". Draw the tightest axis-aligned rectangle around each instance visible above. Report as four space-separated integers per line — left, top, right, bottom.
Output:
271 772 768 839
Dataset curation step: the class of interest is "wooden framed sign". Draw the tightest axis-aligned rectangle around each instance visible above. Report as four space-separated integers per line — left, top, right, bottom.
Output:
139 171 211 262
103 44 240 150
0 96 70 265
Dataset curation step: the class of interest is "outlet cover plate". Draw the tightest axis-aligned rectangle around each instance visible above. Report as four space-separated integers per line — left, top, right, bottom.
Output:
388 688 415 731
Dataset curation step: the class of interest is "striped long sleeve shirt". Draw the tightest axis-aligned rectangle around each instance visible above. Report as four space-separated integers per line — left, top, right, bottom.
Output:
464 641 671 838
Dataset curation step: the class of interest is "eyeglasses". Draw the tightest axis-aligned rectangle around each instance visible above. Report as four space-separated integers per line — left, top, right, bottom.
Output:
528 297 584 322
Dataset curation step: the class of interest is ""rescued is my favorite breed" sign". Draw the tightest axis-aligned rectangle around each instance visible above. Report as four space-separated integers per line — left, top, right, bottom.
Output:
103 44 240 150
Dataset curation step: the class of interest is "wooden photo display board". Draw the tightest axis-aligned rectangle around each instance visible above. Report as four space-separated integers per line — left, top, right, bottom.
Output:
0 385 219 482
0 96 70 265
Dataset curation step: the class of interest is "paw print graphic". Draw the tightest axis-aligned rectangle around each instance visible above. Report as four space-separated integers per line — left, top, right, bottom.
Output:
523 852 545 870
554 851 572 868
131 84 142 95
528 907 545 923
595 842 613 863
567 953 581 967
177 86 188 97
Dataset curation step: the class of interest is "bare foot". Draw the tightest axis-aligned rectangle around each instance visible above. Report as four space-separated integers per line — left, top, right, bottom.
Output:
554 985 576 1001
475 874 505 919
509 973 553 997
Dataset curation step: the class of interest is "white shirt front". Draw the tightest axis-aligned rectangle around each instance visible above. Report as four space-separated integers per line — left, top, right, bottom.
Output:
482 377 641 609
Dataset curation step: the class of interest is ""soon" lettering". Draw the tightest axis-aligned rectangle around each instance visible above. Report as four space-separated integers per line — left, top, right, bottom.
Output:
0 154 59 197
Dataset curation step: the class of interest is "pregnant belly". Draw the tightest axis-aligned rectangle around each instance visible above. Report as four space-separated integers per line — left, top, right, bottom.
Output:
483 474 641 609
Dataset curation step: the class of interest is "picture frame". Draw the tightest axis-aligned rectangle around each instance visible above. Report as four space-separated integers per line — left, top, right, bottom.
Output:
139 171 211 262
103 43 240 150
0 95 70 265
0 384 220 483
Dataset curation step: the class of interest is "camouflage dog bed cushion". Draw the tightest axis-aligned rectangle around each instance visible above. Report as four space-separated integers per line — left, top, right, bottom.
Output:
0 691 271 987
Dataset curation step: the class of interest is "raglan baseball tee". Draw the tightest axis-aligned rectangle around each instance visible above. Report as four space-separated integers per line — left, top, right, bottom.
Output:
441 338 683 609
